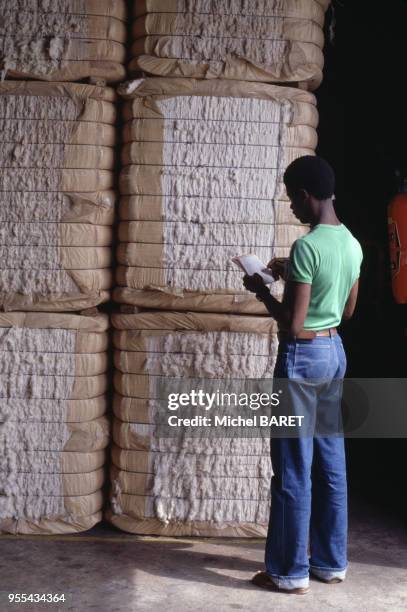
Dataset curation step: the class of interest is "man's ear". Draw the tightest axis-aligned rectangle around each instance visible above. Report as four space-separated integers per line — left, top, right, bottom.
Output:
298 189 310 204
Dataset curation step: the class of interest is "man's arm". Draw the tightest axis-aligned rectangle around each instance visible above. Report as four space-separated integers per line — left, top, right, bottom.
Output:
244 274 311 335
243 238 315 334
284 281 312 335
342 279 359 320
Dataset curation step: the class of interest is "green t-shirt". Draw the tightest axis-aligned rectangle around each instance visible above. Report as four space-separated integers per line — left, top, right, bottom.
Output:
288 224 363 330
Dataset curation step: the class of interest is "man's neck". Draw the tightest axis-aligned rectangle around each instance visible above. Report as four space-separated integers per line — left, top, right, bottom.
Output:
311 199 341 227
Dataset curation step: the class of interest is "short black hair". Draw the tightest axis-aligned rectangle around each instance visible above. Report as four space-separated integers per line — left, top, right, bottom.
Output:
283 155 335 199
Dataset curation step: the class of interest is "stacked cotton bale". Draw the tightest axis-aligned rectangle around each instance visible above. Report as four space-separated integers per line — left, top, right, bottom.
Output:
107 310 278 536
0 81 116 311
108 7 330 536
114 77 316 314
0 0 126 82
129 0 330 90
0 312 109 534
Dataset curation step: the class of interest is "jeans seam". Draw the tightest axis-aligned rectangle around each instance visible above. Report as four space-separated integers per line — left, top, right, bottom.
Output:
282 455 286 571
290 342 297 377
269 573 310 580
310 564 348 572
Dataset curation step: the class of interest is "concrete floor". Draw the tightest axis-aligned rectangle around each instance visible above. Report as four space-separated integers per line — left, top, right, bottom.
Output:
1 496 406 612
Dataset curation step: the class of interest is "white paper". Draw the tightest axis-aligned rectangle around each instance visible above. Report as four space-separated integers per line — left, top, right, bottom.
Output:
231 254 275 284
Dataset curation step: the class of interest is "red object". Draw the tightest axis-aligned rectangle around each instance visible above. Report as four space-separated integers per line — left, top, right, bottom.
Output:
388 186 407 303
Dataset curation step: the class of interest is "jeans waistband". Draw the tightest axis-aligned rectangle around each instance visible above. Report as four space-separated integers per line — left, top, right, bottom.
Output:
278 328 337 341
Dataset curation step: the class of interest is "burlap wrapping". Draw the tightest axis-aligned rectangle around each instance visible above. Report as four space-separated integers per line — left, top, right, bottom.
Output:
113 396 154 423
111 445 271 477
0 373 108 400
0 270 112 312
119 151 313 199
119 195 300 224
0 1 127 19
114 350 275 379
117 243 293 268
112 325 277 352
0 228 113 308
121 123 317 152
0 83 116 309
0 511 103 535
118 81 317 206
0 309 110 533
116 491 262 516
0 10 126 82
0 310 110 481
0 168 113 192
0 224 112 247
0 121 116 146
115 217 305 293
110 464 269 499
118 221 306 246
2 468 105 497
113 287 270 315
0 191 115 226
115 267 277 295
132 13 323 44
0 311 109 332
133 0 329 19
0 220 113 312
0 144 114 170
112 310 278 333
119 77 317 124
2 397 107 423
108 443 271 535
0 491 104 534
0 81 116 107
2 417 110 452
0 292 111 312
5 449 106 473
1 38 125 63
106 496 269 537
0 246 111 270
106 510 266 537
107 309 279 535
115 221 305 293
0 351 108 377
0 327 108 350
0 13 126 41
129 0 330 90
116 78 313 312
2 62 125 84
112 418 271 455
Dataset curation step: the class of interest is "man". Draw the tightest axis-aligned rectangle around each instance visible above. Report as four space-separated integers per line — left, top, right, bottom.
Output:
243 156 363 595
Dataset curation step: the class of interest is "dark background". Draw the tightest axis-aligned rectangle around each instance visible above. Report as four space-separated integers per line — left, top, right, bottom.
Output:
317 0 407 518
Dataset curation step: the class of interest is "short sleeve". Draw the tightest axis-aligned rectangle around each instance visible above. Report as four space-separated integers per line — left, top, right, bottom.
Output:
288 239 318 284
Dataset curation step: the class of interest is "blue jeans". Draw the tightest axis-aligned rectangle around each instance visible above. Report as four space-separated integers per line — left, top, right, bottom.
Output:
265 332 348 589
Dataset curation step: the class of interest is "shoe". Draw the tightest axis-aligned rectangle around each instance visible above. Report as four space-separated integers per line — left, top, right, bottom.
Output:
251 571 310 595
312 575 343 584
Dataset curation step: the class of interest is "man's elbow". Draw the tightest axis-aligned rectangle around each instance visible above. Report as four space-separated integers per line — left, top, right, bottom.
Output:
288 321 304 336
342 305 356 320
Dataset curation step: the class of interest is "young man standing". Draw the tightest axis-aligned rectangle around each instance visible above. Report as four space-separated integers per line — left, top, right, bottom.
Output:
243 156 363 595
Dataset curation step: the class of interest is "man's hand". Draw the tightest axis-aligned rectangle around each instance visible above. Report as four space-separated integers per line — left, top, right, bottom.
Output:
243 273 267 295
267 257 289 281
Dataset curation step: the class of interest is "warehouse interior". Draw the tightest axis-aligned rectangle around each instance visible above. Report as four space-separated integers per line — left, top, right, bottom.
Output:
1 1 407 611
317 1 407 518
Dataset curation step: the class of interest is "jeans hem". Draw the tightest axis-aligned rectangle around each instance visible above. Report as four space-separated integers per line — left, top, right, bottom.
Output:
267 573 309 590
309 564 347 581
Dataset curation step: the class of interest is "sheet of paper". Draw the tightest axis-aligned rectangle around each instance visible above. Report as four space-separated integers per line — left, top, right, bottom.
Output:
231 254 275 284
